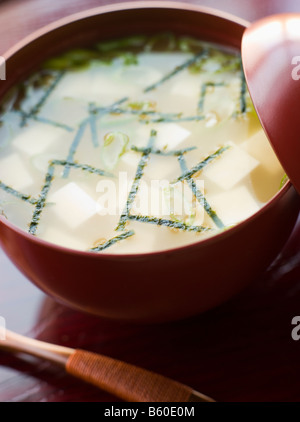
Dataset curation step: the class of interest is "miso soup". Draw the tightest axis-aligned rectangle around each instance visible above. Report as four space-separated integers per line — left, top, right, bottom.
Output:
0 34 285 254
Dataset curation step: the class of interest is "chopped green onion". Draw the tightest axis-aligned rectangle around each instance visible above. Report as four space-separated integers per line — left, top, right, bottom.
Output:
280 173 289 188
101 131 129 170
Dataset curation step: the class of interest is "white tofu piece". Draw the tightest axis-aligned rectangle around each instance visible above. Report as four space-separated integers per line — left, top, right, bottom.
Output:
202 84 237 120
201 58 222 73
203 144 259 190
115 66 163 89
171 77 201 97
12 122 66 155
91 75 139 102
41 227 88 251
114 175 134 215
48 68 96 102
241 129 283 175
49 65 139 104
48 182 101 229
162 181 200 221
138 52 192 75
136 123 191 151
0 153 33 190
121 151 141 170
132 180 204 221
38 98 88 129
204 112 219 128
155 124 191 150
207 186 260 226
132 180 170 217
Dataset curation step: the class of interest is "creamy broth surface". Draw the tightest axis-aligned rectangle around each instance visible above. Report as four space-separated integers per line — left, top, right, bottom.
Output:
0 34 284 253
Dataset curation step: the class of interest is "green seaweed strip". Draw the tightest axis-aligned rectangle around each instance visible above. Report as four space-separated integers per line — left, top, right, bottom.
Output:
29 163 55 235
63 97 130 178
116 129 157 231
110 106 180 119
128 214 210 233
90 96 130 116
21 71 65 126
112 107 205 124
177 154 224 229
63 120 88 178
140 115 205 124
88 104 99 147
33 115 74 132
29 71 65 115
51 159 114 177
0 181 38 205
131 145 196 156
144 49 209 93
28 158 114 235
239 63 247 114
198 82 225 113
16 110 74 132
172 145 229 183
89 230 135 252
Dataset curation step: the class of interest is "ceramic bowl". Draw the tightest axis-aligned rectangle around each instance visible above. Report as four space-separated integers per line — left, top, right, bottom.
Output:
0 2 299 322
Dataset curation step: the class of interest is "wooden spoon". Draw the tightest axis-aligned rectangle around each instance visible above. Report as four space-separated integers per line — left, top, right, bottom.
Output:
0 329 215 402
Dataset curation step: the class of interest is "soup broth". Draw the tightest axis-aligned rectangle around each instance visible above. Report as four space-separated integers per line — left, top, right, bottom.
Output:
0 34 284 254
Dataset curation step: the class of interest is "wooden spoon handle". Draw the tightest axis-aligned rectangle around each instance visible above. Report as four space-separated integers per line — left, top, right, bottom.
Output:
66 349 215 402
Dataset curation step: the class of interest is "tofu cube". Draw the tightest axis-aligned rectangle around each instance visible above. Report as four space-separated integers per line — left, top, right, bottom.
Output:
48 182 100 229
155 123 191 151
136 123 190 151
38 98 88 129
171 77 202 97
132 180 170 217
203 144 259 190
0 153 33 191
12 122 66 155
120 151 141 170
241 129 283 175
207 186 260 226
48 69 96 102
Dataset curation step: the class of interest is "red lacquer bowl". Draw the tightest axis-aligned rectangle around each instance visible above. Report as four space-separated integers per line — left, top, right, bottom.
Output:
0 2 299 323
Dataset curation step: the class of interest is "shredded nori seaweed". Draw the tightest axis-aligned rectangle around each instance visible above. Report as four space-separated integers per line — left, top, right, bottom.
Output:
89 230 135 252
29 162 56 235
116 129 157 231
20 71 65 127
128 214 210 233
198 82 225 114
144 49 209 93
177 154 224 229
131 145 196 156
0 181 38 205
239 62 247 114
173 146 230 183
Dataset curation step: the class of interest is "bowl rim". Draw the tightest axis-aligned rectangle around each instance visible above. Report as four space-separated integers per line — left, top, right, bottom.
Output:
0 1 293 260
3 0 250 61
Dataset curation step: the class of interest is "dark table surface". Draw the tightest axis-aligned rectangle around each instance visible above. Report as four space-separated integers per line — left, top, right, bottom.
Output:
1 0 300 402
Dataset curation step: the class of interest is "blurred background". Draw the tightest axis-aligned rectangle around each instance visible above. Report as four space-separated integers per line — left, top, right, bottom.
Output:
1 0 300 54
